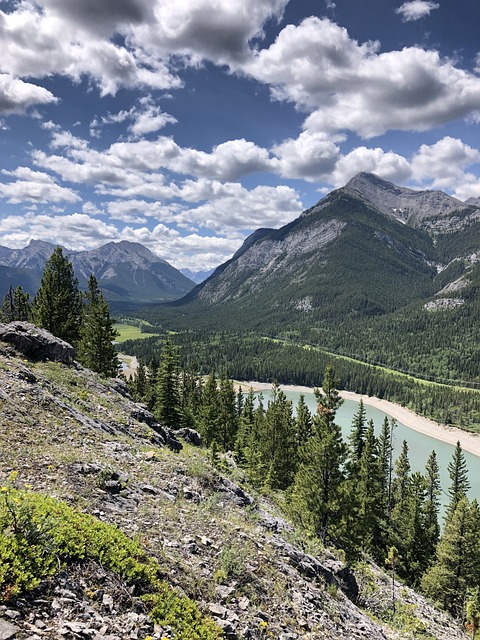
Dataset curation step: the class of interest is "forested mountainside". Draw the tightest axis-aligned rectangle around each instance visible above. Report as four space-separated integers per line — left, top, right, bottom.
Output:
0 323 473 640
131 173 479 395
0 240 194 303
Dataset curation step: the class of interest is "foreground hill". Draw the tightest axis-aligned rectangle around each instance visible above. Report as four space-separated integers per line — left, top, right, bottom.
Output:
141 173 480 387
0 240 194 304
0 323 469 639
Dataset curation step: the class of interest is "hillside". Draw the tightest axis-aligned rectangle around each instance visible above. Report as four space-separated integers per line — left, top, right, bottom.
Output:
0 323 470 640
0 240 195 304
137 174 480 389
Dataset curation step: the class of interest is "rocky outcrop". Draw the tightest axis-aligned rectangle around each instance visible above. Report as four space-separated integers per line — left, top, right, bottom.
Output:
0 322 75 364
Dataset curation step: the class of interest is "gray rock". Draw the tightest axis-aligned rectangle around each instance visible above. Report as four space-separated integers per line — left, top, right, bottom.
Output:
0 618 20 640
173 428 203 447
0 322 75 364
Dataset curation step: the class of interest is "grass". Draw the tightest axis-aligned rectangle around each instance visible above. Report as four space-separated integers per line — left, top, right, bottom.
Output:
114 323 159 343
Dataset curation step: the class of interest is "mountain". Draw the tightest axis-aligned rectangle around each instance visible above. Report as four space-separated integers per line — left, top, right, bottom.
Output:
180 267 215 284
0 324 469 640
141 173 480 387
0 240 195 303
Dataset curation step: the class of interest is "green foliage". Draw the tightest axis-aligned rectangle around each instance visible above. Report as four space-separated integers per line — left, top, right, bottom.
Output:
0 285 30 323
31 247 82 345
77 274 120 377
0 484 221 638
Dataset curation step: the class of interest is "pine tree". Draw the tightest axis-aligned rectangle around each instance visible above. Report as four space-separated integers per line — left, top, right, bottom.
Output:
263 382 297 490
236 388 255 463
347 398 367 476
378 417 395 522
353 421 384 555
197 371 220 446
31 247 82 344
446 441 470 520
132 360 147 401
289 366 346 544
424 450 441 562
0 285 30 322
422 497 480 618
154 341 183 430
295 394 313 445
76 275 119 377
392 440 411 508
218 373 238 451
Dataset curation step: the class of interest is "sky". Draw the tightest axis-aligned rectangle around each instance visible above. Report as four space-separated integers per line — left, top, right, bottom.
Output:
1 0 480 272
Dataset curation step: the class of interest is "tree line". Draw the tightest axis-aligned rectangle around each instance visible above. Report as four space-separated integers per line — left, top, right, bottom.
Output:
129 342 480 627
121 331 480 431
0 247 118 377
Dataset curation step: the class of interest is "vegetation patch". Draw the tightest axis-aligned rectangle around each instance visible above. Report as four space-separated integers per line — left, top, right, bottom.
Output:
0 480 221 639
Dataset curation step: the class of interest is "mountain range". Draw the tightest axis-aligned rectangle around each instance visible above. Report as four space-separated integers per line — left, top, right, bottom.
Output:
142 172 480 386
0 240 195 304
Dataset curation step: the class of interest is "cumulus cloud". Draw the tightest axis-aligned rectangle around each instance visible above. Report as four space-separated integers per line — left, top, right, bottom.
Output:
395 1 440 22
244 17 480 138
272 131 340 181
0 74 57 115
331 147 413 187
0 167 80 204
411 136 480 190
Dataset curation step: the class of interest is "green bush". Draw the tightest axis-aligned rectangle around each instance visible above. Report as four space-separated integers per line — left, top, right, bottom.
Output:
0 483 222 639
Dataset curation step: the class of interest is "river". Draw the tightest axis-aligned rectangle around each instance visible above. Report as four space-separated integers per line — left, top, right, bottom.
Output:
255 387 480 516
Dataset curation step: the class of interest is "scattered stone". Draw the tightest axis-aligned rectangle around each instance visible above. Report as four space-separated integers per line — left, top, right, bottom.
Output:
0 618 20 640
173 428 203 447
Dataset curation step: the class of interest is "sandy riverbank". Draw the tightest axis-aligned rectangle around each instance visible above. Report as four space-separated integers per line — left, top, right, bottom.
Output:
235 381 480 458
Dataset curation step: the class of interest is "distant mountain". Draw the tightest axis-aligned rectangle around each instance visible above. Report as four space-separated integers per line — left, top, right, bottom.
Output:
0 240 195 303
143 173 480 385
180 267 215 284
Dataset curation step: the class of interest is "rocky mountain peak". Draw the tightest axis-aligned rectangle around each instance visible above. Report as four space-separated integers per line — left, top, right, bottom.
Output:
343 172 472 227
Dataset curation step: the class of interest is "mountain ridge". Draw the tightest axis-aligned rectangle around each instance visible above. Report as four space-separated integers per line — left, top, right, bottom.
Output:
0 239 194 304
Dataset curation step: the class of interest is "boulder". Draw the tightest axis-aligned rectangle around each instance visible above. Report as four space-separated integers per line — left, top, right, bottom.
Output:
174 427 203 447
0 322 75 364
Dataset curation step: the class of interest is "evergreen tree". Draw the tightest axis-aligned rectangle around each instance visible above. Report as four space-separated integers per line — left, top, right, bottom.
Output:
0 285 30 322
197 371 220 446
76 275 119 377
263 382 297 490
31 247 82 344
132 360 147 401
392 440 411 508
154 341 183 429
236 388 255 463
295 394 313 445
424 450 441 562
289 366 346 544
218 372 238 451
422 497 480 618
446 441 470 520
352 420 384 555
378 417 395 522
347 398 367 476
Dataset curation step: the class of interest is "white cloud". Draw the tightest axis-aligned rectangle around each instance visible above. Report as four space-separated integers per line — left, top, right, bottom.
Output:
0 74 57 115
272 131 340 181
0 167 80 204
411 136 480 194
244 17 480 138
395 1 440 22
331 147 413 187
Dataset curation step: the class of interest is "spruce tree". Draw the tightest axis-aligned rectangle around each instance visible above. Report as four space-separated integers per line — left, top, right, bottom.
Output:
197 371 220 446
0 285 30 322
218 373 238 451
263 382 297 490
422 497 480 618
446 441 470 520
347 398 367 477
289 366 346 544
424 450 441 562
154 341 183 430
76 275 119 377
31 247 82 344
378 417 395 522
295 394 313 445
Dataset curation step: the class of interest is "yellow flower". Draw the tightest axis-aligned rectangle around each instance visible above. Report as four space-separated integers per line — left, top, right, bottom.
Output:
24 483 32 489
0 486 7 492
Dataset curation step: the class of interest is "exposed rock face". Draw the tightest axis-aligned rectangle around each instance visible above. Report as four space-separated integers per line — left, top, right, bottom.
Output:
344 172 476 229
0 322 75 364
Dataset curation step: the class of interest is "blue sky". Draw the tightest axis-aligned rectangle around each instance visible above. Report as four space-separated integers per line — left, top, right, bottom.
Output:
1 0 480 271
